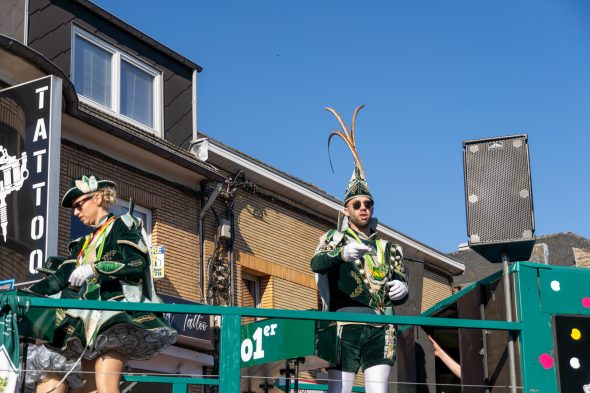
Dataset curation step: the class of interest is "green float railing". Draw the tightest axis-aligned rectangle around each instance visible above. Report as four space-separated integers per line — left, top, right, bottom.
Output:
18 295 522 392
17 262 586 392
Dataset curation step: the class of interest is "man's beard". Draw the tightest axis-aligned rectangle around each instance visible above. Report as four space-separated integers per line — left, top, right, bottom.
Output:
349 216 370 231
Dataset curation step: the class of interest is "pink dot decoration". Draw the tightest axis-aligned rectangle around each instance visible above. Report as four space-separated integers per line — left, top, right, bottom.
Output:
539 353 554 369
582 298 590 308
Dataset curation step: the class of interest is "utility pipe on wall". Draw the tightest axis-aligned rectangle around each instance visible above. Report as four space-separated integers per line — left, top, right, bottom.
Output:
199 181 223 303
192 69 198 142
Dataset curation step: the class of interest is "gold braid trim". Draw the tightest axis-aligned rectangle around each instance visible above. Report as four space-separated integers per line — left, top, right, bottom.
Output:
117 239 148 254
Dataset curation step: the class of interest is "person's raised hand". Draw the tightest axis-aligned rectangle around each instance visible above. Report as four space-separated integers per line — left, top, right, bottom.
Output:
341 243 372 262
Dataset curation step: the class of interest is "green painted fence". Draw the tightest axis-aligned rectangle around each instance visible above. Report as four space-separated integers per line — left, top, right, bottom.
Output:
13 262 589 392
16 294 521 392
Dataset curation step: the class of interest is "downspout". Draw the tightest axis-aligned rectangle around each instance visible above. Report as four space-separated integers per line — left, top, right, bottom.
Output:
229 207 235 306
192 69 198 141
199 181 223 303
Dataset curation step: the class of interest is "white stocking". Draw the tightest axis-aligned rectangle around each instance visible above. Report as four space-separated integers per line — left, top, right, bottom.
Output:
363 364 391 393
327 369 355 393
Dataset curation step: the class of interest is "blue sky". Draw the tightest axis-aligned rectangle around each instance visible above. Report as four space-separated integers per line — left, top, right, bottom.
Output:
93 0 590 253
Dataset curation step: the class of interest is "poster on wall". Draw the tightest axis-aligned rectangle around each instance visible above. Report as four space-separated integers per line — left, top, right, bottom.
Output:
0 75 62 282
149 245 165 279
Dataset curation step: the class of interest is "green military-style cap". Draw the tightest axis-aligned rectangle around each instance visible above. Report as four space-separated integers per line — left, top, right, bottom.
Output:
61 174 116 208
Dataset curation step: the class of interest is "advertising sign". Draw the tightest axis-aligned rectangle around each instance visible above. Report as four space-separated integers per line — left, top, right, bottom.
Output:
240 318 316 368
0 75 62 282
159 294 213 350
150 245 165 279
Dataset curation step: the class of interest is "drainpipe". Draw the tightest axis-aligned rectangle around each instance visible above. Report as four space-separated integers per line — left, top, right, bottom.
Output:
192 69 198 141
229 207 235 306
199 181 223 303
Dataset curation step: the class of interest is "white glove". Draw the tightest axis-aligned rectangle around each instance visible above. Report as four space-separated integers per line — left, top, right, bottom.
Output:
388 280 408 301
341 243 372 262
68 264 96 287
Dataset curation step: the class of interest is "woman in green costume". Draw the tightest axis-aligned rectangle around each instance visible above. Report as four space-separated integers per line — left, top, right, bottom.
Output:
27 175 176 393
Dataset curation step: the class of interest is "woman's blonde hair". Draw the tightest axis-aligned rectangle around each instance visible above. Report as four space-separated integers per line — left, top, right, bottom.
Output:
97 187 116 209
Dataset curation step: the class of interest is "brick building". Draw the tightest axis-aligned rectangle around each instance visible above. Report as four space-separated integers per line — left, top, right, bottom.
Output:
0 1 464 391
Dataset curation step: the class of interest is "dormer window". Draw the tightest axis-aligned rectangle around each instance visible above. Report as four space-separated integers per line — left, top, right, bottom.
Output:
72 26 162 135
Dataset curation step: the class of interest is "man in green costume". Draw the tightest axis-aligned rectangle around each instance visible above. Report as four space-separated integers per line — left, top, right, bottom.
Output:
311 106 408 393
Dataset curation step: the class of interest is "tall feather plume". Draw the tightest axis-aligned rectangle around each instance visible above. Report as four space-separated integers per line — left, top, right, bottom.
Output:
326 105 366 178
350 104 365 145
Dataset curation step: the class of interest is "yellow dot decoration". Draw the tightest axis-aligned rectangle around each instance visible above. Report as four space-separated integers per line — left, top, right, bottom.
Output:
571 328 582 341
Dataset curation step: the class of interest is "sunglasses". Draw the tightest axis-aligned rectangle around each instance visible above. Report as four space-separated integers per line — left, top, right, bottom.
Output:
72 194 95 211
350 200 374 210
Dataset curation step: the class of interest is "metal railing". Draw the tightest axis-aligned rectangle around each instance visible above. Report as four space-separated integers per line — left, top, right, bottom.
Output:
19 295 523 393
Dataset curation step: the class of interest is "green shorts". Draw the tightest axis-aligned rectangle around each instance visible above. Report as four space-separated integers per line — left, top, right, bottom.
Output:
316 323 397 373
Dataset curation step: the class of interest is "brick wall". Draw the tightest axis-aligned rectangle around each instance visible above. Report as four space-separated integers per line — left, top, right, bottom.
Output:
232 190 330 278
199 180 334 311
224 188 331 310
0 247 28 282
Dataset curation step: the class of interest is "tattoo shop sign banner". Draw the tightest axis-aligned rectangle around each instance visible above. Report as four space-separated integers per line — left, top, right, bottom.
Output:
0 75 62 280
159 294 213 350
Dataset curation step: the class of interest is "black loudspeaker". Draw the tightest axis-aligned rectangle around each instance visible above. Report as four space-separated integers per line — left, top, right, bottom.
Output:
463 134 535 262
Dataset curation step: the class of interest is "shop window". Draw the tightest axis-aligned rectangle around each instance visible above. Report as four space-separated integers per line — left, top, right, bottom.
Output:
72 26 162 135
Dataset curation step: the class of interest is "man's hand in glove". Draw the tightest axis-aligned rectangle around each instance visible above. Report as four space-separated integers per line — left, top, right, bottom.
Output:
68 264 96 287
388 280 408 301
342 243 372 262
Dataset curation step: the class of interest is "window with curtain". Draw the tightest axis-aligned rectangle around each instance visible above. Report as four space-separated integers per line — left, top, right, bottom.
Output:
73 36 112 107
72 27 161 135
120 60 154 128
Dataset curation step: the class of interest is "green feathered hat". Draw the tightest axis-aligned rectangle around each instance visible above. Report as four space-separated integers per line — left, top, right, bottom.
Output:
344 165 372 204
326 105 373 205
61 174 116 208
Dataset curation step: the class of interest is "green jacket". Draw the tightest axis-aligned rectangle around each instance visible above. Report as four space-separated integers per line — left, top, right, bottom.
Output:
29 213 149 302
68 214 149 301
311 228 407 313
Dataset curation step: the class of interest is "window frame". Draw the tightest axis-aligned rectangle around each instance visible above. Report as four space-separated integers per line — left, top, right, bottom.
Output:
242 274 261 309
71 26 163 136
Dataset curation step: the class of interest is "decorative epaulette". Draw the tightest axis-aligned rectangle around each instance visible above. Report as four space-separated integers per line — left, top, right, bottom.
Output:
316 229 346 257
120 213 141 230
326 229 345 245
117 213 149 254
